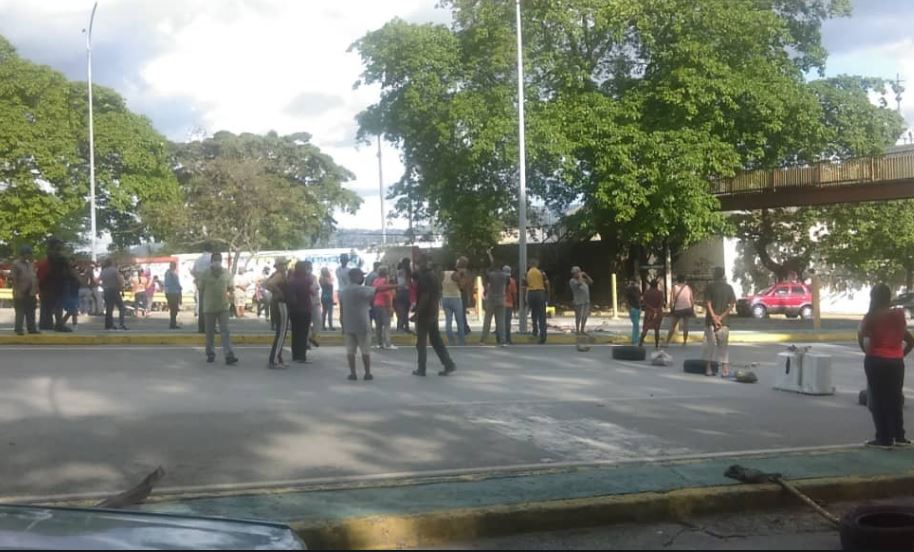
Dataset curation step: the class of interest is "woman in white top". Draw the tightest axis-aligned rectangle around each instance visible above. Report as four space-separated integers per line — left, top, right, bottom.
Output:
665 274 695 346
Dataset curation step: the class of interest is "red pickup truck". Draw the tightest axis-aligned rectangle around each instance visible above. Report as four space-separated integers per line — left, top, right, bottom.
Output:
736 282 814 320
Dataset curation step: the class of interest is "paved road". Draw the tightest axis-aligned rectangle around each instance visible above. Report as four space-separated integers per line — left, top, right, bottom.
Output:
0 341 897 499
0 307 875 337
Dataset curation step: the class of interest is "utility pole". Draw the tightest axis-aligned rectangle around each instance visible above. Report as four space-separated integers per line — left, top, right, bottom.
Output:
377 135 386 244
515 0 529 334
85 2 99 262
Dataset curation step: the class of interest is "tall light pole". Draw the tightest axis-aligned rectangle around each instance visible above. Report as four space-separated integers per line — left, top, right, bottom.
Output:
515 0 529 333
377 135 386 244
86 2 99 262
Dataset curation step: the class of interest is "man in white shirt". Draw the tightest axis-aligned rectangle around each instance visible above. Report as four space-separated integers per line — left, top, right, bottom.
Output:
191 243 213 333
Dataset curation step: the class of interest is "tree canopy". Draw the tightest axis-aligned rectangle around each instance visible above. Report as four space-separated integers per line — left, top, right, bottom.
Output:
0 34 180 253
352 0 853 258
165 131 360 268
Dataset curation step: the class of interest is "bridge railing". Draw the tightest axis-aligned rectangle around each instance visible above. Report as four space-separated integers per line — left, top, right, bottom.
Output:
713 151 914 195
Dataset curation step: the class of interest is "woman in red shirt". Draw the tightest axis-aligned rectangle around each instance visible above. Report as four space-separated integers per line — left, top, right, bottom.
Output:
858 283 914 448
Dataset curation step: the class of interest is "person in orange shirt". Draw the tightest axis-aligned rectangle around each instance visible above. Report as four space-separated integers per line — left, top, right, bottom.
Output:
503 266 517 345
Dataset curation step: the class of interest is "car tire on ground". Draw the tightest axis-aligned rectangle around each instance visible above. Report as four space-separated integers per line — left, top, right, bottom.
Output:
800 305 814 320
751 304 767 319
839 504 914 550
684 359 718 375
612 346 646 361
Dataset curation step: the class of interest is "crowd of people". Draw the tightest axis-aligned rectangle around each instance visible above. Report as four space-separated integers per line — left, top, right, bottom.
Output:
6 237 914 449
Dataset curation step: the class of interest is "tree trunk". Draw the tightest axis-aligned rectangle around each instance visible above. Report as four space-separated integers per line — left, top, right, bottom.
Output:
907 266 913 293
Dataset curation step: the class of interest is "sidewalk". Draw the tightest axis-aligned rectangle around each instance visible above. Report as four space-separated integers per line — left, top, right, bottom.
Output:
0 309 860 345
103 446 914 548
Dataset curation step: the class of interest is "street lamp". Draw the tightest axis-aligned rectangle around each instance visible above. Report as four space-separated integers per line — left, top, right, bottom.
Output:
515 0 528 333
85 2 98 262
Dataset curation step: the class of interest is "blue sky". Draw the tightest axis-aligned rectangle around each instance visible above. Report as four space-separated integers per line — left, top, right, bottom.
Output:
0 0 910 229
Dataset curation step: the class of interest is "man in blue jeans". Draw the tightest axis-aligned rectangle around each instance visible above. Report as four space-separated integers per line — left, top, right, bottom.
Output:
525 259 550 344
624 279 642 345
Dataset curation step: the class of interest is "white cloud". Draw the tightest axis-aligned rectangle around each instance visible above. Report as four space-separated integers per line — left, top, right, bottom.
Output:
0 0 449 235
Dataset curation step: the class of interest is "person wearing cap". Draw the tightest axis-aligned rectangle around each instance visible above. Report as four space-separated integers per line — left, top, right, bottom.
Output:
503 266 517 345
340 267 398 380
480 249 508 345
200 252 238 365
569 267 594 335
10 245 39 335
264 256 291 369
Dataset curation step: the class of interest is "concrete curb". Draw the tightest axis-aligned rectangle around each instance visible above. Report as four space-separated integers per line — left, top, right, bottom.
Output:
292 472 914 549
0 331 857 346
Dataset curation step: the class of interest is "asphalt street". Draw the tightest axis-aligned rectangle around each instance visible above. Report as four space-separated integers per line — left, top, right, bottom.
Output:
0 341 895 499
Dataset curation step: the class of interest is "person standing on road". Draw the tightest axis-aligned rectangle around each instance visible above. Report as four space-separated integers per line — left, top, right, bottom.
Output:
624 279 642 345
569 267 593 335
666 275 695 346
858 283 914 448
305 263 322 351
341 268 398 380
702 267 737 377
192 243 213 333
255 266 272 322
233 268 250 318
10 245 39 335
481 251 508 345
78 263 95 316
200 252 239 366
100 259 128 331
525 259 550 344
441 262 466 346
131 269 150 318
58 259 82 329
336 253 352 333
455 256 473 337
504 266 517 345
639 279 665 349
37 237 64 331
164 261 182 329
288 261 316 364
372 266 397 350
265 257 290 369
395 257 412 333
320 267 335 331
413 254 457 377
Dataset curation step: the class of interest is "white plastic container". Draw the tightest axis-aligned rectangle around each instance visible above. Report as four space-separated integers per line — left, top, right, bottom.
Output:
774 351 804 393
801 352 835 395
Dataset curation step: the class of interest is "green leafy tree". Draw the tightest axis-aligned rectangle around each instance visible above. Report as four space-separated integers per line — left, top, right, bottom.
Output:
731 75 906 288
167 131 360 270
0 35 180 251
353 0 852 265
